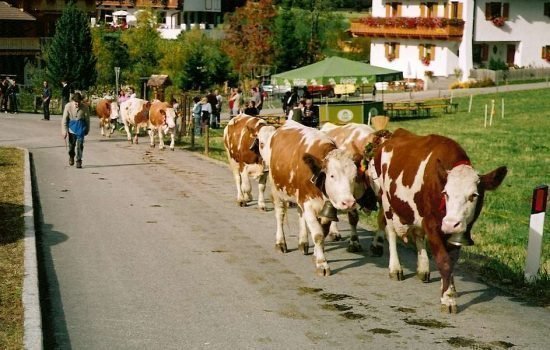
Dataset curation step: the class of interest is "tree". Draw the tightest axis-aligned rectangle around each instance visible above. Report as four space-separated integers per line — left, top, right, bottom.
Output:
92 28 130 89
160 29 234 91
120 10 162 87
222 0 277 79
45 2 96 90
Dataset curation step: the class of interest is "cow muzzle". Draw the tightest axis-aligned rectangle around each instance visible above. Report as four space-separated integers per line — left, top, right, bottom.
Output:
442 218 474 246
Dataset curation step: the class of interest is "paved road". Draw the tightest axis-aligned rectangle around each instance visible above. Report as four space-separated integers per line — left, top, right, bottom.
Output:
1 112 548 349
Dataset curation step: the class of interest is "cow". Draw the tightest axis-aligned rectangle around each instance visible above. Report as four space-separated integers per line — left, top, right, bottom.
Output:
148 101 177 150
95 99 119 137
267 120 358 276
223 115 276 210
320 122 387 254
120 98 151 144
372 128 507 313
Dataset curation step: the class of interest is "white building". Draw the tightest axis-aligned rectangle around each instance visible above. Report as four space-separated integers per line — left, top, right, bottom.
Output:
95 0 222 40
350 0 550 82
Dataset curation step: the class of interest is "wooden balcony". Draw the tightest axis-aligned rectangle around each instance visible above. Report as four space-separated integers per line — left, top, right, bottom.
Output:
97 0 181 10
350 18 464 41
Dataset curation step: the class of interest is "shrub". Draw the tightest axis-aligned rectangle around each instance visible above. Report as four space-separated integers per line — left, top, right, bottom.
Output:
489 58 509 71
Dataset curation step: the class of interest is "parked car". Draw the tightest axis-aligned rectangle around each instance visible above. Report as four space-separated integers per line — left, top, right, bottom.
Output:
262 84 291 96
307 85 335 98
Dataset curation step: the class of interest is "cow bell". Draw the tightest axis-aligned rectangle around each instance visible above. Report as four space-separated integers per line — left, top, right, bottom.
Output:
319 201 339 222
447 232 474 246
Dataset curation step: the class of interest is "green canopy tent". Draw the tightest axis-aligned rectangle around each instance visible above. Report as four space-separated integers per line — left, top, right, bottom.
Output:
271 56 402 87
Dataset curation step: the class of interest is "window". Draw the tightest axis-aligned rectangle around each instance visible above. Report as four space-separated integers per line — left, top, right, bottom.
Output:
450 2 462 19
485 2 510 20
385 42 400 61
544 3 550 17
420 2 439 18
419 44 436 64
543 45 550 60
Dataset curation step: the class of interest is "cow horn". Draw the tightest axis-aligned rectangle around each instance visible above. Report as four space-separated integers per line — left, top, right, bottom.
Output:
319 201 339 222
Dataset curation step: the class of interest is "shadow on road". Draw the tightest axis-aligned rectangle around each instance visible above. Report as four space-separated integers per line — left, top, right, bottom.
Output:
31 153 72 350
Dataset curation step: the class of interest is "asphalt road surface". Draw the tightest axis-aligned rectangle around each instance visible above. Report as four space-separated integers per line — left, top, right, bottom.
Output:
1 112 548 349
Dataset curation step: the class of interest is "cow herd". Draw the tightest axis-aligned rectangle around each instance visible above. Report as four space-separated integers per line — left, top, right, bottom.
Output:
223 114 507 314
95 97 177 150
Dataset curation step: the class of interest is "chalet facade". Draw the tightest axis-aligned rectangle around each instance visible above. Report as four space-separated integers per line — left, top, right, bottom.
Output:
350 0 550 81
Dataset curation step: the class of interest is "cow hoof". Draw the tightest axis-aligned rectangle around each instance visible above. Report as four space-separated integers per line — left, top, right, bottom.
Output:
316 266 331 276
346 241 363 253
238 201 246 207
326 232 341 242
440 304 458 314
298 242 309 255
417 271 430 283
389 270 404 281
275 243 288 253
369 244 384 257
258 206 267 212
150 144 155 148
170 148 175 151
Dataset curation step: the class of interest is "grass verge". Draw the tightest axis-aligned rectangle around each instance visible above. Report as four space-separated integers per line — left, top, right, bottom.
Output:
0 148 25 349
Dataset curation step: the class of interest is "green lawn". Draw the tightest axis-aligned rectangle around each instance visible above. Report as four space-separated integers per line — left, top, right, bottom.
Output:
0 148 24 349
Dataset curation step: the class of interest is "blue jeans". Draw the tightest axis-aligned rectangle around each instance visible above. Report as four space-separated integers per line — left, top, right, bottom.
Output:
193 116 201 135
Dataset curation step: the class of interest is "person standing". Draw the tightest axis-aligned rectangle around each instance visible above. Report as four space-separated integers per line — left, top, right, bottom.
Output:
61 79 71 110
61 93 90 168
0 77 7 112
250 87 262 114
42 81 51 120
7 78 18 114
215 89 223 127
302 98 319 128
191 96 202 136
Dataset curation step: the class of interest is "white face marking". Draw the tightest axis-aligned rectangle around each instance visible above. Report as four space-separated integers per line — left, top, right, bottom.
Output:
441 165 480 234
323 150 357 211
164 108 176 128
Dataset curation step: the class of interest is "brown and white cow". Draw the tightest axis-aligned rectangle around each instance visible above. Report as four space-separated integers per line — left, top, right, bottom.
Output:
320 122 386 254
148 101 177 150
95 99 119 137
373 128 507 313
268 120 357 276
223 115 276 210
120 98 151 144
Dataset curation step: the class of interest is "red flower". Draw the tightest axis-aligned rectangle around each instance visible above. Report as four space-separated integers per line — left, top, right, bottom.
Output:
492 17 506 27
421 55 431 66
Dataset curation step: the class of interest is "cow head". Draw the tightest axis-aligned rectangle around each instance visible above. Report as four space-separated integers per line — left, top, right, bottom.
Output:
161 107 177 129
304 149 357 211
441 163 507 234
110 101 120 120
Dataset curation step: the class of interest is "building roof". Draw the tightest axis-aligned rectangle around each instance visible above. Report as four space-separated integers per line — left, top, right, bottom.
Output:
147 75 171 87
0 1 36 21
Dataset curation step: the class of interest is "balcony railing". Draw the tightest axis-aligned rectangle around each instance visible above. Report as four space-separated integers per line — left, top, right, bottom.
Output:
96 0 181 9
350 17 464 40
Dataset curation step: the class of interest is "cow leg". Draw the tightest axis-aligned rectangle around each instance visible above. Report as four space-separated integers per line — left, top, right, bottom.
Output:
273 194 288 253
386 222 404 281
414 232 430 283
369 209 386 257
110 120 116 134
149 129 156 148
303 203 330 276
425 223 459 313
158 127 166 150
297 207 309 255
106 120 112 138
229 160 246 206
240 169 253 203
123 122 132 143
169 129 175 151
346 209 362 252
257 171 268 211
100 119 106 136
134 128 139 144
327 222 340 242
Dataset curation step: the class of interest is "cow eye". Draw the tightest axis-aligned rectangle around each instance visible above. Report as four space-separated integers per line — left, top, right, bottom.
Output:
468 193 478 202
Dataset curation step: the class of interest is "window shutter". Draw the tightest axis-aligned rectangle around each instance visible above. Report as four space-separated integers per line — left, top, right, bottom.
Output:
543 47 546 59
419 44 425 59
430 45 436 60
485 3 491 19
397 3 403 17
385 43 390 57
444 3 450 18
458 3 463 19
395 43 400 58
503 3 510 19
386 3 391 17
420 3 426 17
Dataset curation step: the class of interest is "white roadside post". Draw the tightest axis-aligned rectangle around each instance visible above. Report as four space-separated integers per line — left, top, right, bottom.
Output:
524 185 548 281
114 66 121 101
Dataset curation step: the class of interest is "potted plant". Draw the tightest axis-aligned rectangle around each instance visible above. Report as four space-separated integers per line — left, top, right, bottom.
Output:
492 16 506 27
421 54 431 66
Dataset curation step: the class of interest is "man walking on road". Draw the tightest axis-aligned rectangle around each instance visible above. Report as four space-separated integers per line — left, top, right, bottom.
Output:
42 81 51 120
61 92 90 168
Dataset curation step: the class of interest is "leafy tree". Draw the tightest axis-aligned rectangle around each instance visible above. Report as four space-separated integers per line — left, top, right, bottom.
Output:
45 2 97 90
120 10 162 87
222 0 277 78
160 29 234 91
92 28 129 89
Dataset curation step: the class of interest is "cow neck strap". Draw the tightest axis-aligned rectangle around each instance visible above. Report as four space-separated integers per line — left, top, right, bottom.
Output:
439 159 472 213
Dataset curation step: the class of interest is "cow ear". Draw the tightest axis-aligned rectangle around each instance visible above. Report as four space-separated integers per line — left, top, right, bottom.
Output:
303 153 325 188
480 166 507 191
